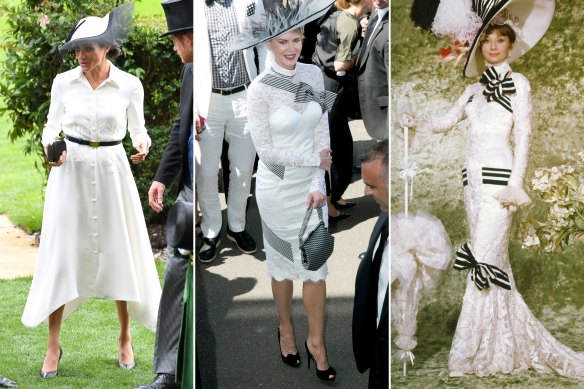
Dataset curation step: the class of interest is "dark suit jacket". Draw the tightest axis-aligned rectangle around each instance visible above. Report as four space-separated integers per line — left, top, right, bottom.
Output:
353 212 389 388
356 10 389 141
153 63 193 190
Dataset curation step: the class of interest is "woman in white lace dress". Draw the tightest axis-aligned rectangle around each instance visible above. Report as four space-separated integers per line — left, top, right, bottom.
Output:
246 28 337 381
406 22 584 379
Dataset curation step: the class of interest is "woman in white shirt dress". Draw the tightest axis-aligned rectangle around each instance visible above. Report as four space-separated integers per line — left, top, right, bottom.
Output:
21 4 161 378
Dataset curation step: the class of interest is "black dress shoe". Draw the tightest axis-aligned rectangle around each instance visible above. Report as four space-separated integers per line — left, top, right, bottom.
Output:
0 375 17 388
278 328 301 367
134 373 180 389
227 228 257 254
332 201 356 210
328 212 350 222
198 237 220 263
358 252 366 260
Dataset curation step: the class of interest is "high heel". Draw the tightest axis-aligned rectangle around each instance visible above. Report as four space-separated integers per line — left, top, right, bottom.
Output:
118 343 136 370
40 346 63 378
304 341 336 381
278 328 300 367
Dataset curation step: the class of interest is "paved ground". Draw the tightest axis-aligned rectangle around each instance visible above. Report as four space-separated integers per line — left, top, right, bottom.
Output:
0 215 37 279
196 120 381 388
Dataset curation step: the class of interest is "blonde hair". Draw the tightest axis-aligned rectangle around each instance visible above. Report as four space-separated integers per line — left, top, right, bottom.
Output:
335 0 367 10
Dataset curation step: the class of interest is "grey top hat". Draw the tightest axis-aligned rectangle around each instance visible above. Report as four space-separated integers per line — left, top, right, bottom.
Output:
59 2 134 55
160 0 193 38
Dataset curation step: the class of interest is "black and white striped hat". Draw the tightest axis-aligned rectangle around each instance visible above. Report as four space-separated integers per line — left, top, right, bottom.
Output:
463 0 555 78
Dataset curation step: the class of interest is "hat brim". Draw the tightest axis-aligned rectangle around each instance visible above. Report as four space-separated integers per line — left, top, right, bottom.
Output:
59 3 134 56
229 0 334 51
463 0 555 78
159 26 193 38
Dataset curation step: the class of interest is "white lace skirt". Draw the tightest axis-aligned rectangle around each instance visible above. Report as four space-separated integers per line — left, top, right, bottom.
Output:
448 165 584 378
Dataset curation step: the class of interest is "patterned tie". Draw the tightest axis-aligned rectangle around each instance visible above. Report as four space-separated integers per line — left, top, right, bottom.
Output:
480 66 516 113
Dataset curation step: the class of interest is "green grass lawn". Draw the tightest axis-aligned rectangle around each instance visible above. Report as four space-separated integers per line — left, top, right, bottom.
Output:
0 260 166 389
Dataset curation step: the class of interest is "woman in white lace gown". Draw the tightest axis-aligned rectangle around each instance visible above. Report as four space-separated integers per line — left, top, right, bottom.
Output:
407 23 584 378
246 28 337 381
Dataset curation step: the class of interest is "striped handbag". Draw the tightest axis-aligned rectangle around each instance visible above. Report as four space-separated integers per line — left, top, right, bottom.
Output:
298 207 335 271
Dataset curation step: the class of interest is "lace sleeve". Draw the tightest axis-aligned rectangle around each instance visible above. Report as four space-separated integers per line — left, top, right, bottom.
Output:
309 70 330 194
247 79 321 167
41 75 65 146
508 74 532 188
426 84 475 133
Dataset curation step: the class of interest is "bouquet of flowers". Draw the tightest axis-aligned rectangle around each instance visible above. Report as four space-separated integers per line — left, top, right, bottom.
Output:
519 152 584 252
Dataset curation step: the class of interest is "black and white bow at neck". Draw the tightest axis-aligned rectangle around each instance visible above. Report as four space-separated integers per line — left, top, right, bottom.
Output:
480 65 516 113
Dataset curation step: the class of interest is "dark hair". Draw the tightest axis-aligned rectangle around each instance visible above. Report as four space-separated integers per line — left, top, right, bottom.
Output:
360 139 389 183
481 23 516 45
104 42 121 61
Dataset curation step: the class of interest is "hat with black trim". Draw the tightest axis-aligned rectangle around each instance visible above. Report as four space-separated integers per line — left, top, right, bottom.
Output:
463 0 555 77
59 2 134 56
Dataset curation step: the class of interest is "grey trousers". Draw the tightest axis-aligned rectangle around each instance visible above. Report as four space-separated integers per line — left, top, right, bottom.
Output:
152 186 193 374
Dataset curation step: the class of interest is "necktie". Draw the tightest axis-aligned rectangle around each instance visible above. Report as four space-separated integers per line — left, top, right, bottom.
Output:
363 13 379 48
370 224 388 321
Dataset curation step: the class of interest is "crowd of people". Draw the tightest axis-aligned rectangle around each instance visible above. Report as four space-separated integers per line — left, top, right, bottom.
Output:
6 0 389 388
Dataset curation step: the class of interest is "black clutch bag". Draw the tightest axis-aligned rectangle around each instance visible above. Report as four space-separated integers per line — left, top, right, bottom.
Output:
46 140 67 163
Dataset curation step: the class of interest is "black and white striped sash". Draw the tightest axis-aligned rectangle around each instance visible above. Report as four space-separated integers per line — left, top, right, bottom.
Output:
454 243 511 291
260 74 337 113
482 167 511 186
480 66 516 113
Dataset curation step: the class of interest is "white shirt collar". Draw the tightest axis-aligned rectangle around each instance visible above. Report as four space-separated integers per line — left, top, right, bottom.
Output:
271 61 296 77
68 60 122 88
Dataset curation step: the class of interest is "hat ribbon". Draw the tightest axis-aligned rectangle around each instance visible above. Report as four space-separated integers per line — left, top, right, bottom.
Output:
260 74 337 113
480 66 516 113
453 242 511 291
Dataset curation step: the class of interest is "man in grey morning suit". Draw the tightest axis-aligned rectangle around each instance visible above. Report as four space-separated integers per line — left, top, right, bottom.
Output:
356 0 389 141
136 1 193 388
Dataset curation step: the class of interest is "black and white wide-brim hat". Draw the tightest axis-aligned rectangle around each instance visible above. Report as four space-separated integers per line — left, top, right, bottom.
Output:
463 0 555 78
230 0 335 51
59 2 134 55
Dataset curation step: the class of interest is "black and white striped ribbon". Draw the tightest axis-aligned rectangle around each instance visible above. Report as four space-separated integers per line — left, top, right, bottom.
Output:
482 167 511 186
454 243 511 291
480 67 516 113
260 74 337 113
462 168 468 187
472 0 503 20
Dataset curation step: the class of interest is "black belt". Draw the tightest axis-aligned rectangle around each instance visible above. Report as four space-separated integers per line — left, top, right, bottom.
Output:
65 135 123 147
211 82 250 96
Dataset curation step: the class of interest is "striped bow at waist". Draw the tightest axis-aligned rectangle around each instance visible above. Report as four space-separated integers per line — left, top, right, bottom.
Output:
453 243 511 291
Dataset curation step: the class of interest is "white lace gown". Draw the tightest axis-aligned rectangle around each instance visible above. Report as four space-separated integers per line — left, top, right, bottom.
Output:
21 63 161 331
247 62 330 282
426 61 584 378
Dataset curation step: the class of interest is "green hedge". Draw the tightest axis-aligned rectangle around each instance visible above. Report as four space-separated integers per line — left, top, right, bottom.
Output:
0 0 183 222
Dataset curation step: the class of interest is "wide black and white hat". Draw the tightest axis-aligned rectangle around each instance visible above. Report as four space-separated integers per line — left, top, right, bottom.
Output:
463 0 555 78
230 0 335 51
59 2 134 55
